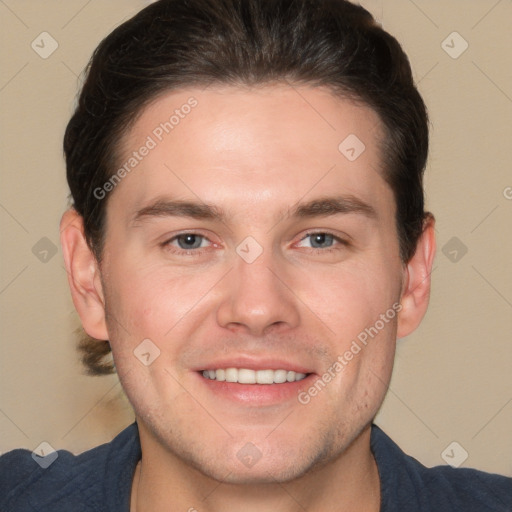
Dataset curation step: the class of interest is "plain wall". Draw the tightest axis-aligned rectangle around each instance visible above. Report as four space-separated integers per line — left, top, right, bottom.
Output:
1 0 511 476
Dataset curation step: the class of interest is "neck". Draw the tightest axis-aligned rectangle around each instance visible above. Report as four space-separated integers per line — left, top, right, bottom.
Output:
130 424 381 512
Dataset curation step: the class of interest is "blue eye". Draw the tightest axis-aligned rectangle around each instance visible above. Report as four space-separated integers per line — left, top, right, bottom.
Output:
309 233 334 248
297 232 340 249
173 234 207 250
161 231 219 258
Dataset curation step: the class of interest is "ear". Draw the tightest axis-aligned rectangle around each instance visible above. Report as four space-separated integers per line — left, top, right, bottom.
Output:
60 209 109 340
397 213 436 339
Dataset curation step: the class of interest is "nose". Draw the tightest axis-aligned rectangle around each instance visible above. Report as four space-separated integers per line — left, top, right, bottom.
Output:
216 251 301 336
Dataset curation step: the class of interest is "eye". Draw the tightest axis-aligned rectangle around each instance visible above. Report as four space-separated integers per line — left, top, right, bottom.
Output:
166 233 211 251
297 232 343 249
307 233 334 249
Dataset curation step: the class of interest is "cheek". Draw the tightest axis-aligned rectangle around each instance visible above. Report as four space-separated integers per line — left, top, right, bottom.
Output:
295 258 400 396
104 259 225 344
319 317 397 422
295 258 401 337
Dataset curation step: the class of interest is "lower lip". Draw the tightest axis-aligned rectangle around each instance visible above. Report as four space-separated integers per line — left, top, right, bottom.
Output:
196 372 315 405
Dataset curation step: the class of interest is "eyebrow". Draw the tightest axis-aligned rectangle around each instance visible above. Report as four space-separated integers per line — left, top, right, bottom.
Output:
291 195 377 219
131 200 224 225
131 195 377 225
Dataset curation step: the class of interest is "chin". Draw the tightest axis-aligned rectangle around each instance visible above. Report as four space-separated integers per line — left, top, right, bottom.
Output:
191 454 316 485
181 433 337 485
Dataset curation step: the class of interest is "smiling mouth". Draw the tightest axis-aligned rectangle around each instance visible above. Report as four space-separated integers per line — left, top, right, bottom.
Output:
201 368 309 384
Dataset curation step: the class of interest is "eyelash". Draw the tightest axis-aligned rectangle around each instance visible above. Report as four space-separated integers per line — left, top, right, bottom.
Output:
162 232 217 256
162 231 349 256
298 231 349 253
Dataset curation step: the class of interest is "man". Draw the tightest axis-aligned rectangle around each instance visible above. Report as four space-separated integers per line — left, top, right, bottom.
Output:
1 0 510 510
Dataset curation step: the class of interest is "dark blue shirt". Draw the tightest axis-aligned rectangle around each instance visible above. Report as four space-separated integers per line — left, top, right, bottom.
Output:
1 423 510 511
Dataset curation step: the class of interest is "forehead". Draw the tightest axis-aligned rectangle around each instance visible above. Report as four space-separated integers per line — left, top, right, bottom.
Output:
110 84 392 220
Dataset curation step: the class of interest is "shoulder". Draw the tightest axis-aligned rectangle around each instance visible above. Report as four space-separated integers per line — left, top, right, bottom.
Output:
371 424 512 512
0 422 141 512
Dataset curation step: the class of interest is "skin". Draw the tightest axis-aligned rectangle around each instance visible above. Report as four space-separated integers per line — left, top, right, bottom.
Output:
61 84 436 512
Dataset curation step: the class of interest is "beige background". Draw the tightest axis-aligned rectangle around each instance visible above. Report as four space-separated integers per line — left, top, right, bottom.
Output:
1 0 511 476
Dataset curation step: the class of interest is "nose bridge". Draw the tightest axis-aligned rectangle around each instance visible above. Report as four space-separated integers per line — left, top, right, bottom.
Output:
237 251 279 302
216 246 300 334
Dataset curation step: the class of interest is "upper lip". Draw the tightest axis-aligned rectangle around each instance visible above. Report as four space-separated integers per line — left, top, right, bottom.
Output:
191 357 314 375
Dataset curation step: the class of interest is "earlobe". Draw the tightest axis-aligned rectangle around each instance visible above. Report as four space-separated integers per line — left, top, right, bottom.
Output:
60 209 109 341
397 213 436 339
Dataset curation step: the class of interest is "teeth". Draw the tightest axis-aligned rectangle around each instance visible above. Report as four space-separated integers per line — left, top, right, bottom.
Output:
256 369 273 384
202 368 307 384
225 368 238 382
274 369 288 383
239 369 256 384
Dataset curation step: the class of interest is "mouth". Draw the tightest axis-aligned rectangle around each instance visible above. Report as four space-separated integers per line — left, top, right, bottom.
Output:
200 368 308 384
194 361 315 406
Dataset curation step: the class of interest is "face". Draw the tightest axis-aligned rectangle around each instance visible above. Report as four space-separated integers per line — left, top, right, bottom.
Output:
96 84 406 482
